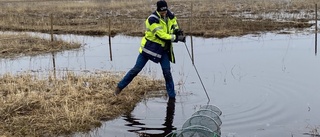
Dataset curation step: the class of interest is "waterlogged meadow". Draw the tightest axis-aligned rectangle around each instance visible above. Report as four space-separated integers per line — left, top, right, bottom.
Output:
0 0 320 137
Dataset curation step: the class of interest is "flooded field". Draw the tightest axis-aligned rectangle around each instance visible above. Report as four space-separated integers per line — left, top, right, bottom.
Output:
1 0 320 136
1 30 320 137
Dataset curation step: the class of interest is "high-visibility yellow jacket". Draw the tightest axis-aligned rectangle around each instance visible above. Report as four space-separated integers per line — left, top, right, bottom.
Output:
139 10 179 63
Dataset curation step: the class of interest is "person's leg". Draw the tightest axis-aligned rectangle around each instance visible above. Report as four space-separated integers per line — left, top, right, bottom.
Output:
160 52 176 98
116 54 148 93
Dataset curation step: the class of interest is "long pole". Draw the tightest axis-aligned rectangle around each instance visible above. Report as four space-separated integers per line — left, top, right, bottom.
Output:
184 42 210 103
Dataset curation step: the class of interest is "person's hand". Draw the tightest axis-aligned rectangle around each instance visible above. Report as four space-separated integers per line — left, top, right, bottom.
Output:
173 29 184 36
173 29 185 43
176 35 186 43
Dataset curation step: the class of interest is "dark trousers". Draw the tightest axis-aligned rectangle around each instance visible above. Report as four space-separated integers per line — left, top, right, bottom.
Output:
117 52 175 98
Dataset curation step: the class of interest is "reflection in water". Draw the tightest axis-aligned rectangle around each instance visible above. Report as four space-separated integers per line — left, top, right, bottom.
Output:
124 98 176 137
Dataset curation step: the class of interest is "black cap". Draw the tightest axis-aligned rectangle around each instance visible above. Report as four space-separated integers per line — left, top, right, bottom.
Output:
157 0 168 11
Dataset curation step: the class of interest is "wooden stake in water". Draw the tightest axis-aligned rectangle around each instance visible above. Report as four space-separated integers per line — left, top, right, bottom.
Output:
316 4 318 55
109 18 113 61
52 52 56 79
190 1 194 64
50 13 56 79
191 35 194 64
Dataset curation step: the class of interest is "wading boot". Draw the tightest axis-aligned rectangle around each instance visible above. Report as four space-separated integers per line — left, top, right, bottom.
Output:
114 87 122 96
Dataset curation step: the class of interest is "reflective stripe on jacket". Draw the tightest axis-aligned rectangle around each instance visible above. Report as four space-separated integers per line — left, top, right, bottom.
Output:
139 10 179 63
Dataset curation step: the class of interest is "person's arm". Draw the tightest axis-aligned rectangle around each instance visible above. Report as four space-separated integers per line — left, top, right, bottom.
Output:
167 11 185 42
167 9 179 31
148 17 176 42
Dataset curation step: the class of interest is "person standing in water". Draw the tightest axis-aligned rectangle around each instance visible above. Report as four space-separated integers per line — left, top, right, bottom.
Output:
114 0 185 99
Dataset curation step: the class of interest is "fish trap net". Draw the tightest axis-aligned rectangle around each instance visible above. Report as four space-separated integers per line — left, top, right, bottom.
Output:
166 105 222 137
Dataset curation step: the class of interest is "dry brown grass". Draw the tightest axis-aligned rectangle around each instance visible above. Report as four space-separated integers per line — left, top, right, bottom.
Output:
0 71 165 137
0 0 318 38
0 34 81 59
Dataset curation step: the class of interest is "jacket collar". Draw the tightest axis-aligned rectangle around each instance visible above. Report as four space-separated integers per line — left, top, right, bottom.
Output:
155 11 167 19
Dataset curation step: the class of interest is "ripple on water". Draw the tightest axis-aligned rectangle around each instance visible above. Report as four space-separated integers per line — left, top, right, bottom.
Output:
220 71 314 136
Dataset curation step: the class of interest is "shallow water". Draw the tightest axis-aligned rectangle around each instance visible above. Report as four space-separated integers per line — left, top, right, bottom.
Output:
1 31 320 137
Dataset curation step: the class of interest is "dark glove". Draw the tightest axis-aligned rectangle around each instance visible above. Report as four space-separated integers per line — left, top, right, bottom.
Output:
176 35 186 43
173 29 185 43
173 29 184 36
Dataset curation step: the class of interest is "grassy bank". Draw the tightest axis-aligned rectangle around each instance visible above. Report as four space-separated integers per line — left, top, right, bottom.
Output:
0 71 165 136
0 0 318 38
0 34 81 59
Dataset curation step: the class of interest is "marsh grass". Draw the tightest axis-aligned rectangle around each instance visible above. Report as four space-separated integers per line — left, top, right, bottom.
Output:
0 71 165 137
0 34 81 59
0 0 318 38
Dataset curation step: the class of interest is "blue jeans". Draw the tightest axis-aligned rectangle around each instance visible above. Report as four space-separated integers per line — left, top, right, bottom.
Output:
117 52 176 98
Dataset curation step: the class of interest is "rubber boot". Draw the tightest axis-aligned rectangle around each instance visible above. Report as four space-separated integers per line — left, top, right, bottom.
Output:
114 87 122 96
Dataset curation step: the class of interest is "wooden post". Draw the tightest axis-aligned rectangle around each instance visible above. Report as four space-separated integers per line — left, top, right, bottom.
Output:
50 13 54 42
50 13 56 79
108 18 113 61
52 52 56 79
316 4 318 55
191 36 194 65
189 1 193 32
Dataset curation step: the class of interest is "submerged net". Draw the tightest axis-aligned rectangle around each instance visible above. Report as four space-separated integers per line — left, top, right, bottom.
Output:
166 125 220 137
199 105 222 116
166 105 222 137
182 115 219 132
192 109 222 126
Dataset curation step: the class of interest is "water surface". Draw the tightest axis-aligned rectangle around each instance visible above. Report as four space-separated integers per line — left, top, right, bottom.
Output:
1 31 320 137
